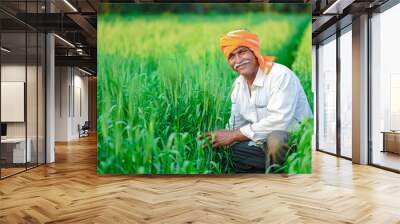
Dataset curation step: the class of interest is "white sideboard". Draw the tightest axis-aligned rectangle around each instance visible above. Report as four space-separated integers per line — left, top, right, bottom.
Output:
1 138 32 163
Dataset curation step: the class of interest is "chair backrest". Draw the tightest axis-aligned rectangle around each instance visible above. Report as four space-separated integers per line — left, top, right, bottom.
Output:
82 121 90 129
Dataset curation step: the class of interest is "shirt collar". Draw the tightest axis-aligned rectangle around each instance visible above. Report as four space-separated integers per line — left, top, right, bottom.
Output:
252 67 266 87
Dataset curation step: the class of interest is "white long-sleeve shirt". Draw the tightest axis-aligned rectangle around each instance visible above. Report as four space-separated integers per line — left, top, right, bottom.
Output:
227 63 313 145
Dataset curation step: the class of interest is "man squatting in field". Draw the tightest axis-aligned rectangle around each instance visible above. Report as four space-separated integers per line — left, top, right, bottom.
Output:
205 29 312 173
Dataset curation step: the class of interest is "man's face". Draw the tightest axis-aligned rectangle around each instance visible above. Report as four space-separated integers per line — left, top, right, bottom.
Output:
228 46 259 77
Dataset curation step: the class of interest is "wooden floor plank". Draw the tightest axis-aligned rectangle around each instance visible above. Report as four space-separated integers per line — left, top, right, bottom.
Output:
0 135 400 223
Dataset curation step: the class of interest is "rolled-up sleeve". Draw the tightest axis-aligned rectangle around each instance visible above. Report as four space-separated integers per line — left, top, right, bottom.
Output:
239 72 298 142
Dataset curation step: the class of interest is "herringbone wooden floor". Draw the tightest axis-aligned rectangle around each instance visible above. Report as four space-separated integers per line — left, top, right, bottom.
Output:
1 135 400 224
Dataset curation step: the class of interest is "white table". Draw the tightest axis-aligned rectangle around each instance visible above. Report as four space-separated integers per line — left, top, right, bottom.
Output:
1 138 31 163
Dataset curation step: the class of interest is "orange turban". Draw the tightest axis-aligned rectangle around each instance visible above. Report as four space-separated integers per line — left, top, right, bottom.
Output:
220 29 275 74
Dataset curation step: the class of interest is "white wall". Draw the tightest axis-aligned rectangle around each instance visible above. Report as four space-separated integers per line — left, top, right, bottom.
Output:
55 66 69 141
1 65 26 81
1 82 25 122
1 65 41 137
55 67 89 141
72 72 89 138
1 63 46 164
1 65 26 139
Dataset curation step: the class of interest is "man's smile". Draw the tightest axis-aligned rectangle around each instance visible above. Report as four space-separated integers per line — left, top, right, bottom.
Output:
234 60 250 70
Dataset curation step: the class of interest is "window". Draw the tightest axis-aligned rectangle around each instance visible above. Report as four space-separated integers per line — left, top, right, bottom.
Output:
339 27 352 158
371 3 400 171
0 1 47 179
317 36 337 154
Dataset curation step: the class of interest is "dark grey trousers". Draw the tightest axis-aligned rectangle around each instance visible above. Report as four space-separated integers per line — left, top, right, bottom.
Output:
230 131 289 173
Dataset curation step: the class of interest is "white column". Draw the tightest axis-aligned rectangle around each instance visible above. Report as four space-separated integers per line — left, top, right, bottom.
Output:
352 14 369 164
46 1 55 163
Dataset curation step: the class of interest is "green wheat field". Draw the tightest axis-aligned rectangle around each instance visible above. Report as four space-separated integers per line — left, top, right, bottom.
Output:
97 9 313 174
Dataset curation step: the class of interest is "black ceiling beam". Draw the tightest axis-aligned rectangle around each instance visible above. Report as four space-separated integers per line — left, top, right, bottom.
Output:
312 0 391 44
13 13 83 32
55 47 97 57
99 0 308 2
86 0 98 12
312 14 352 44
0 18 27 31
67 13 96 39
0 8 37 31
55 55 96 73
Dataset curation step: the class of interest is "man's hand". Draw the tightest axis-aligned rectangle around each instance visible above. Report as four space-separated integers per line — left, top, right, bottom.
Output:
202 129 248 149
